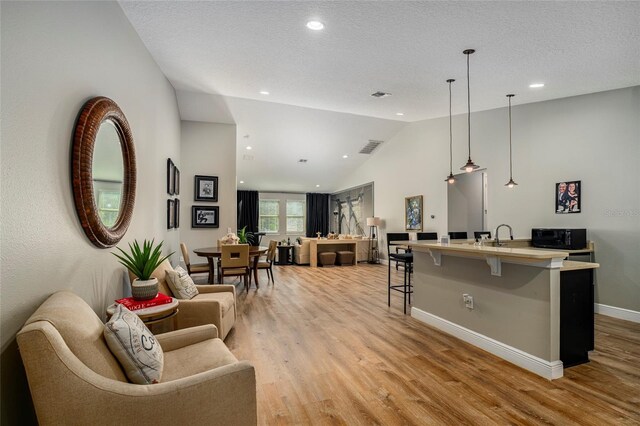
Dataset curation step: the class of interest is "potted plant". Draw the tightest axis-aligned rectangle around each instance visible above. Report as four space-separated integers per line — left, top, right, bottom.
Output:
237 226 255 245
113 239 174 300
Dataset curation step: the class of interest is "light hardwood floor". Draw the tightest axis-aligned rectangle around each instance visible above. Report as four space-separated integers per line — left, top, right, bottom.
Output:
224 263 640 425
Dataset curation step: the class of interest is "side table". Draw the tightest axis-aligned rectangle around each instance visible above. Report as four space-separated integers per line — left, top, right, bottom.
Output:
106 298 179 332
276 245 293 265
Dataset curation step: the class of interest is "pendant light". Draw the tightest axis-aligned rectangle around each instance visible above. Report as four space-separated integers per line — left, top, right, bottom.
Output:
505 94 518 188
445 79 456 184
460 49 480 172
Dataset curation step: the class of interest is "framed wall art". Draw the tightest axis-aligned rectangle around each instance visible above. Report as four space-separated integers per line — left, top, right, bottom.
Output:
192 205 219 228
194 175 218 202
167 199 175 229
556 180 581 214
405 195 423 231
174 198 180 228
174 167 180 196
167 158 175 195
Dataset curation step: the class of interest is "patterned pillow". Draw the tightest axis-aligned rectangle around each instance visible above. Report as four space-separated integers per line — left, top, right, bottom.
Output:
165 266 199 299
103 304 163 384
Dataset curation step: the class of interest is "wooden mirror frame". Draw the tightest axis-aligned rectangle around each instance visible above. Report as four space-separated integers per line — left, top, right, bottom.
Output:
72 97 136 248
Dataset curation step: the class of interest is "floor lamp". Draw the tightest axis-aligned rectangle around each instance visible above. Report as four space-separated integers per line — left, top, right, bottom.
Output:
367 217 381 264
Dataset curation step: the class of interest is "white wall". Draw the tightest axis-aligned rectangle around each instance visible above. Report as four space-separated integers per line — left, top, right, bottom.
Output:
1 2 181 422
180 121 237 266
338 87 640 311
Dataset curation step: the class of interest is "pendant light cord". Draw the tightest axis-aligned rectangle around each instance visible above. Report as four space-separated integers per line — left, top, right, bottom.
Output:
449 80 453 174
508 95 513 179
466 52 471 161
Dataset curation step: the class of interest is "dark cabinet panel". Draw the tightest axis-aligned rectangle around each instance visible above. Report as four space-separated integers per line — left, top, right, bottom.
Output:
560 268 595 367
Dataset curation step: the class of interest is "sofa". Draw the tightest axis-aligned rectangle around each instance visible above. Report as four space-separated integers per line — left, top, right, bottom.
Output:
17 291 257 425
131 260 237 340
294 237 376 265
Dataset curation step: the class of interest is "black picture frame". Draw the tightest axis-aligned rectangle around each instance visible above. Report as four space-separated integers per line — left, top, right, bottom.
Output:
174 198 180 228
556 180 581 214
192 206 219 228
167 159 175 195
174 167 180 196
194 175 218 202
167 199 175 229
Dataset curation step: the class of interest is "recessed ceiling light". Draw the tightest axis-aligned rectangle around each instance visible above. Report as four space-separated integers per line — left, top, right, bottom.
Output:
239 180 244 184
529 83 545 88
315 184 320 188
396 112 404 116
306 21 324 31
259 91 269 95
342 155 348 159
246 146 252 150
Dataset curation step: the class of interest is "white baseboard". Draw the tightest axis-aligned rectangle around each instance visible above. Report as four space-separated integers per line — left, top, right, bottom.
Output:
595 303 640 323
411 307 564 380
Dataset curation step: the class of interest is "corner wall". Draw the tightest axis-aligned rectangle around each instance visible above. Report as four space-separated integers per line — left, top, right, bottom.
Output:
179 121 237 267
338 86 640 312
1 2 181 422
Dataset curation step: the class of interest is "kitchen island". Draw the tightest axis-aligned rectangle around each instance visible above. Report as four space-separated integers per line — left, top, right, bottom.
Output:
407 241 599 379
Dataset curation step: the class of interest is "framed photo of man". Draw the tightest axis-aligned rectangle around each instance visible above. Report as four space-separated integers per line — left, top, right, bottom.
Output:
556 180 581 214
194 175 218 202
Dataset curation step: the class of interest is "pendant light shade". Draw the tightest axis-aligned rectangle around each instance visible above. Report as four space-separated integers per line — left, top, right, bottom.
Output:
460 49 480 172
445 79 456 184
505 94 518 188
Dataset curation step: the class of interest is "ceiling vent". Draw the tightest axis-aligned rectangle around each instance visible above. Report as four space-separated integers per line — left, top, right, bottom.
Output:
359 140 383 155
370 91 391 98
298 159 308 163
243 155 254 161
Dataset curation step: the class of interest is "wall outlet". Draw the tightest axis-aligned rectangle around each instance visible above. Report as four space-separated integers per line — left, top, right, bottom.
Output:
463 293 474 309
179 256 184 262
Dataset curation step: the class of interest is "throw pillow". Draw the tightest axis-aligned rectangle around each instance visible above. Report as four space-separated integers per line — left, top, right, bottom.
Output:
104 304 164 384
165 266 199 299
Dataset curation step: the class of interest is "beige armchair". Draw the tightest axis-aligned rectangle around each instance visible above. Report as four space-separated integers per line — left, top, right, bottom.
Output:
17 291 256 426
294 238 312 265
133 260 237 340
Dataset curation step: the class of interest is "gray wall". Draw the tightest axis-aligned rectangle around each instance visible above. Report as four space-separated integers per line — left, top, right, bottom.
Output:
447 171 485 236
339 86 640 312
1 2 181 423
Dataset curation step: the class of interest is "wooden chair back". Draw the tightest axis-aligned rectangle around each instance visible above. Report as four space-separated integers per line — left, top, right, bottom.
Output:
221 244 249 269
267 240 278 262
180 243 191 268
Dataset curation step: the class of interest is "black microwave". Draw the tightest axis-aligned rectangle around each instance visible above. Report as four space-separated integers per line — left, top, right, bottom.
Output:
531 228 587 250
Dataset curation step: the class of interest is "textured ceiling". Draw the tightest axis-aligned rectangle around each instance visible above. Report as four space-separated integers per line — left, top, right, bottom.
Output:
120 1 640 191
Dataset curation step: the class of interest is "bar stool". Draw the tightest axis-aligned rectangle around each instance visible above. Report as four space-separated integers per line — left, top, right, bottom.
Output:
386 232 413 314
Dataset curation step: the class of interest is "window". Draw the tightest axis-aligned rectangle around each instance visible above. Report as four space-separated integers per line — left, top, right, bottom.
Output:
97 189 121 228
286 200 305 234
259 199 279 233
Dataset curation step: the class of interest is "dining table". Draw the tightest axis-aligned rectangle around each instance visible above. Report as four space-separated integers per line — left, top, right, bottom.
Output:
193 245 268 286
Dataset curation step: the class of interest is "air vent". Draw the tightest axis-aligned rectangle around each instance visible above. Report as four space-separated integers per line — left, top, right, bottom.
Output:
359 140 383 154
370 91 391 98
298 159 308 163
243 155 254 161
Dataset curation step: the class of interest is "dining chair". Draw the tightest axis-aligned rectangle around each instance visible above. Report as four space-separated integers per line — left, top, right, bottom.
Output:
180 242 211 283
473 231 491 240
256 240 278 284
219 244 250 291
386 232 413 314
417 232 438 241
448 231 469 240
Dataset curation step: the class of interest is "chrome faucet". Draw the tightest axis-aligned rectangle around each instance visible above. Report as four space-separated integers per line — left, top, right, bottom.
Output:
495 224 514 246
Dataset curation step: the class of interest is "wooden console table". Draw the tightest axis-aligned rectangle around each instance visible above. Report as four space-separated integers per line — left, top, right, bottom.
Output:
309 239 358 268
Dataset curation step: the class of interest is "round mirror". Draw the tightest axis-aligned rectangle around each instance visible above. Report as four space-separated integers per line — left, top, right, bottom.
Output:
92 120 124 228
72 97 136 248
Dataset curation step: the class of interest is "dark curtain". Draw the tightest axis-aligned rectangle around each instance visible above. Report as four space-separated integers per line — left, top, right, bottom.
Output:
237 190 259 233
306 193 330 237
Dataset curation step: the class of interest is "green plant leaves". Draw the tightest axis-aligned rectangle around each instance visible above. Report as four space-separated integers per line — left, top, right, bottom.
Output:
112 239 174 280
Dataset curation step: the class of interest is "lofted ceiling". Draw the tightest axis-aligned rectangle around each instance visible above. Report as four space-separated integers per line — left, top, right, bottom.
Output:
120 1 640 192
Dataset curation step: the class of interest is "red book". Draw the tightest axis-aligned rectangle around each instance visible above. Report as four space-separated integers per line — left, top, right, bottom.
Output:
115 293 173 311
